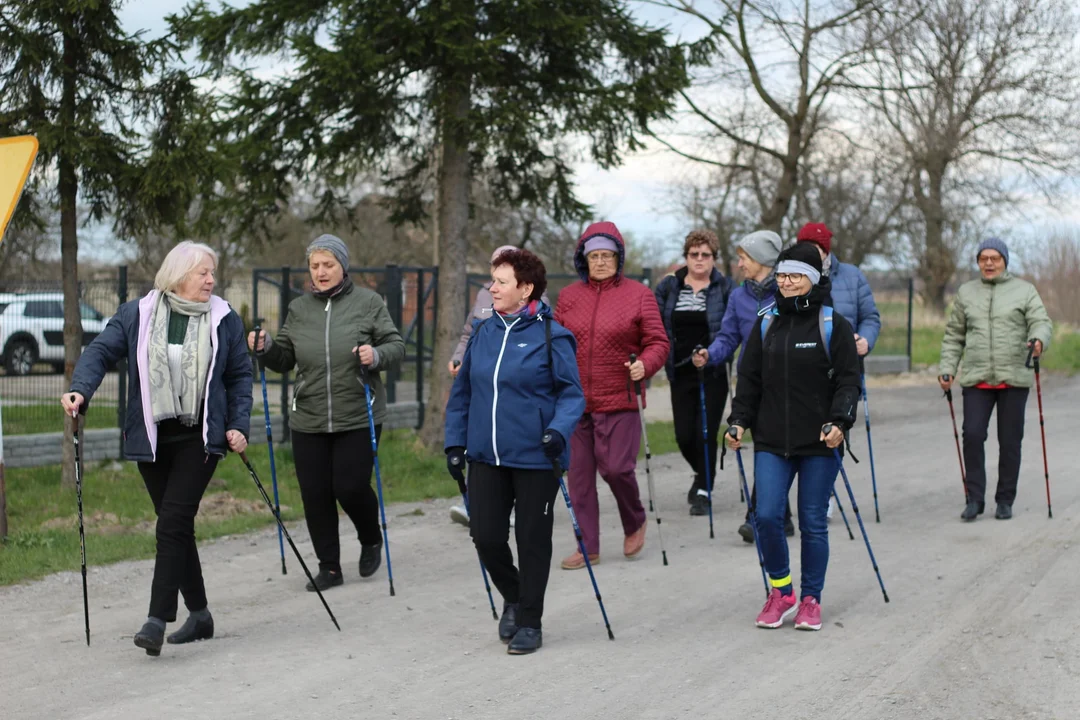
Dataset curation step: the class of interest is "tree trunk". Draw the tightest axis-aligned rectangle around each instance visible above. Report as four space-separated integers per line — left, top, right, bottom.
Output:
761 150 800 232
61 30 82 489
418 81 471 451
914 169 955 315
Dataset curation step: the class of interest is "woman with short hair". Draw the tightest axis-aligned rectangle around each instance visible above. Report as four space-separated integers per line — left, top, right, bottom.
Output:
65 241 252 656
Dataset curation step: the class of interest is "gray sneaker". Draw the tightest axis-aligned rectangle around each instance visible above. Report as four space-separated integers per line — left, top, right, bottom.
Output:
450 505 469 527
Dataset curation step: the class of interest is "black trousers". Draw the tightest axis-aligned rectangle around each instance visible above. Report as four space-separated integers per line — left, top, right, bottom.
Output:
292 427 383 573
138 437 219 622
962 387 1029 506
468 462 560 630
670 369 727 493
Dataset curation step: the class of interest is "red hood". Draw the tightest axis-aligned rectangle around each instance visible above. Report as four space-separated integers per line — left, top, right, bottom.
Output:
574 221 626 282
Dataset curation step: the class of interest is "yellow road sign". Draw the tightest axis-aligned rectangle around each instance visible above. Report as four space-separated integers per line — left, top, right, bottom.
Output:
0 136 39 243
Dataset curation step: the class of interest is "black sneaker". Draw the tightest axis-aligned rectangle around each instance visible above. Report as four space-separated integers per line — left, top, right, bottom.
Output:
134 621 164 657
167 612 214 645
738 522 755 544
994 503 1012 520
961 501 984 521
498 602 519 642
359 543 383 578
690 493 710 516
306 569 344 592
507 627 542 655
687 480 699 506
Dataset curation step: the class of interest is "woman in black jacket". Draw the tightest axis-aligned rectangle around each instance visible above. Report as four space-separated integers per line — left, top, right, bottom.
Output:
726 243 860 632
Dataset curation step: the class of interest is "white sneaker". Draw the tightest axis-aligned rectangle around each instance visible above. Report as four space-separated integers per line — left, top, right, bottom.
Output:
450 505 469 527
509 509 516 528
826 497 835 523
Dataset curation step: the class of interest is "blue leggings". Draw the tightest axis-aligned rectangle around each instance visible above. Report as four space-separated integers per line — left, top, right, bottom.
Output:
753 452 839 601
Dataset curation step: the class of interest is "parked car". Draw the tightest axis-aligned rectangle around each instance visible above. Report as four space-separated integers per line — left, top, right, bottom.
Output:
0 293 111 375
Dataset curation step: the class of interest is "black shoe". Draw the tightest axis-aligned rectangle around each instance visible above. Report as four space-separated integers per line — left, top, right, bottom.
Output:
961 501 984 521
134 621 164 657
994 503 1012 520
784 518 795 537
306 569 344 592
690 494 710 516
687 481 699 506
359 543 383 578
738 522 755 544
167 612 214 645
498 602 519 642
507 627 543 655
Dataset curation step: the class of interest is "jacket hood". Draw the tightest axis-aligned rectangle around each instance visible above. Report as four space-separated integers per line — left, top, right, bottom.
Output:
574 221 626 283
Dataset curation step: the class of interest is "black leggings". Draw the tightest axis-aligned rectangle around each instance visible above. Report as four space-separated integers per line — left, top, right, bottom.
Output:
670 369 727 492
291 427 383 573
138 437 219 622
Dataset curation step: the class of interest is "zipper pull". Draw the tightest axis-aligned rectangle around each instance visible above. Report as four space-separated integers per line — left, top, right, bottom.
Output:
325 298 331 312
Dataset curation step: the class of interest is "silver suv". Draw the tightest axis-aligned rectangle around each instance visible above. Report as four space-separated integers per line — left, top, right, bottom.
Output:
0 293 111 375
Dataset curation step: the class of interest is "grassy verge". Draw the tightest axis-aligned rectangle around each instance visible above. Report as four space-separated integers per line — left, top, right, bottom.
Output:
876 325 1080 373
1 404 117 436
0 422 679 586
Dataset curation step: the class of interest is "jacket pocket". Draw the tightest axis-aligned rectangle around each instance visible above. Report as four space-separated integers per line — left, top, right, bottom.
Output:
291 378 306 412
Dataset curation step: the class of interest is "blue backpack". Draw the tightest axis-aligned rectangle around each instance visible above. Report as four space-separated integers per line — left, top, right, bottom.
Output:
760 305 834 364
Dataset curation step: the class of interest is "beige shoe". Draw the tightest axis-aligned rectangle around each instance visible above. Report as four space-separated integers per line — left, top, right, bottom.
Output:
623 522 646 558
560 550 600 570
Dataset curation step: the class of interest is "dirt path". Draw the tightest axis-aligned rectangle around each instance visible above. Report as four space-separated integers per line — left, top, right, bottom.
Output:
2 377 1078 720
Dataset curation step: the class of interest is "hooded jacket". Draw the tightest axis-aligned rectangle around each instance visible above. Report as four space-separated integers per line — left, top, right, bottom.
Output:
553 222 670 414
728 282 861 458
654 266 732 381
445 302 585 470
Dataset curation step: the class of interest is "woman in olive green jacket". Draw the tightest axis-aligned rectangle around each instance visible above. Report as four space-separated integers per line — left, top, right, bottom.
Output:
939 238 1052 522
250 235 405 591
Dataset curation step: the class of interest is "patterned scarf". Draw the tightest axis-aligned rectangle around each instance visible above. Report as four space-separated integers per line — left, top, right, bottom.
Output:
744 272 776 300
147 292 212 426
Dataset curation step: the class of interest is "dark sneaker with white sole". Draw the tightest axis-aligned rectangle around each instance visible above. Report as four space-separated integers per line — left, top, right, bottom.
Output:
507 627 542 654
994 503 1012 520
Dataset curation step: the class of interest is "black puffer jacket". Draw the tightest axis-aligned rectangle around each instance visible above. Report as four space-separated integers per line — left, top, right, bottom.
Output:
728 281 861 458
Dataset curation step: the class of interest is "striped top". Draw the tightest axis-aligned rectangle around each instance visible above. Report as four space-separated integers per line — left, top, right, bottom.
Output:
674 284 708 312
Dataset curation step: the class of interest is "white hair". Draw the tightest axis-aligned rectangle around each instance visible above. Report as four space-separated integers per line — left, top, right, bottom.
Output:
154 242 219 293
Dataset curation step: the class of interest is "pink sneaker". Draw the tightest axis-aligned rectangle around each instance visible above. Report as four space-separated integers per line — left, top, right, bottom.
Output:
755 588 798 628
794 596 822 631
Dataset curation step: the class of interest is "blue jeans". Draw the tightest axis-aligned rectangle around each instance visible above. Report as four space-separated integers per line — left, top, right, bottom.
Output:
753 452 839 601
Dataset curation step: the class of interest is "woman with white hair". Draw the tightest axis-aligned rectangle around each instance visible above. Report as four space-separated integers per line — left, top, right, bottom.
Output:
64 241 253 657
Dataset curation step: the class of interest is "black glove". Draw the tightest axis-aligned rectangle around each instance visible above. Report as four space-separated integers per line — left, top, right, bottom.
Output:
541 430 565 461
446 446 466 494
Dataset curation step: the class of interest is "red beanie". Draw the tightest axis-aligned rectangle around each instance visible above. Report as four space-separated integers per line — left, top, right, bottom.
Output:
796 222 832 256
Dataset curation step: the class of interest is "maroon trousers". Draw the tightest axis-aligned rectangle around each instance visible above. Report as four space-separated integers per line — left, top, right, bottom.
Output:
568 411 647 555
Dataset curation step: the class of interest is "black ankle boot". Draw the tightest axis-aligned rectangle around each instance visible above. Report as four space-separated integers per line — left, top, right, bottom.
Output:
167 611 214 645
995 503 1012 520
498 602 519 642
359 543 383 578
961 501 984 521
507 627 542 655
306 569 344 592
134 621 165 656
738 522 755 544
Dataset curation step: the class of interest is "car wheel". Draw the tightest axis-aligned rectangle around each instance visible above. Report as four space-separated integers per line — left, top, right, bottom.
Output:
5 340 37 376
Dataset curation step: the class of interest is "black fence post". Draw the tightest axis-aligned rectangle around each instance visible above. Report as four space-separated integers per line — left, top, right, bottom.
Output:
906 276 914 366
279 266 291 442
384 264 403 405
416 269 425 429
642 267 653 288
117 266 128 456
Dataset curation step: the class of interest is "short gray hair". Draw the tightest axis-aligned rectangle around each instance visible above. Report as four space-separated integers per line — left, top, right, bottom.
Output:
154 242 219 293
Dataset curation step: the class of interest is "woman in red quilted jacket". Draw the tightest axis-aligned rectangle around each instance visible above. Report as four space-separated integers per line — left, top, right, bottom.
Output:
554 222 670 569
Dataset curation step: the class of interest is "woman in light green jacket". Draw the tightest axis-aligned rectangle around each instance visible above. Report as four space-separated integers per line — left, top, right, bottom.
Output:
939 238 1052 522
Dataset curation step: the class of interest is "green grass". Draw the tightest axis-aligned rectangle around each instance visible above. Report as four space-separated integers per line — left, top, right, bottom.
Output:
0 422 678 586
1 404 117 436
876 325 1080 373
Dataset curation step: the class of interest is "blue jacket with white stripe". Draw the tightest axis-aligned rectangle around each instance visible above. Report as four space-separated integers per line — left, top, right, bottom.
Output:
444 302 585 471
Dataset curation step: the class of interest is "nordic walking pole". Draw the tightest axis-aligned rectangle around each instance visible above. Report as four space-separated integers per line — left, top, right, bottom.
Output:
823 424 889 603
727 360 744 503
253 324 286 575
630 353 667 566
830 486 855 541
942 376 968 502
1026 341 1052 519
721 427 768 598
358 357 396 597
693 347 715 539
70 402 90 646
548 438 614 641
859 359 880 522
238 452 341 630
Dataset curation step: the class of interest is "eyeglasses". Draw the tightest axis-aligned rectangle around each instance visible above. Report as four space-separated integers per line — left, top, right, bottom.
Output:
775 272 807 284
978 254 1004 264
587 252 617 264
687 251 714 260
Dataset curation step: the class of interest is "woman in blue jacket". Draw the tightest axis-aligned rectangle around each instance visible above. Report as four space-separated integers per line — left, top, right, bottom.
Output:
693 230 794 542
445 248 585 655
62 242 252 657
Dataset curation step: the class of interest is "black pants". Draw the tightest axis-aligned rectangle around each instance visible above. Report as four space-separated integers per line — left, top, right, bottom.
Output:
962 387 1029 506
292 427 383 573
138 437 219 622
670 369 727 493
468 462 560 630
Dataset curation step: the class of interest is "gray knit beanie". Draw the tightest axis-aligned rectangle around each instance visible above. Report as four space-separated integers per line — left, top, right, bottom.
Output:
306 234 350 271
976 237 1009 267
737 230 783 267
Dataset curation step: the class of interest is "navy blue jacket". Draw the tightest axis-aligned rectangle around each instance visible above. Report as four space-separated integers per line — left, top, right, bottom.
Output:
828 258 882 351
654 267 732 381
70 292 253 462
445 302 585 471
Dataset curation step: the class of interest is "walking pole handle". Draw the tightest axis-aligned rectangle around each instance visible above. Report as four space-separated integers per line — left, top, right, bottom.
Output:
452 360 460 369
941 374 954 402
628 353 643 397
543 433 564 478
1025 340 1036 369
693 345 705 381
